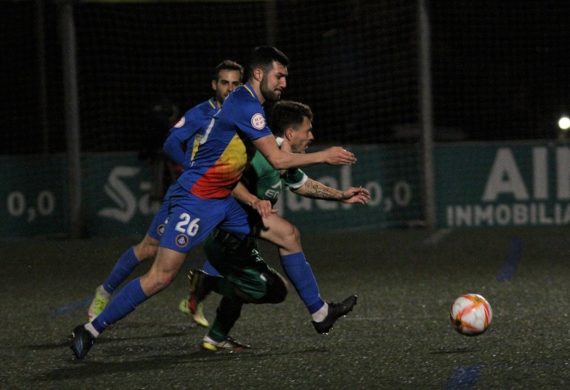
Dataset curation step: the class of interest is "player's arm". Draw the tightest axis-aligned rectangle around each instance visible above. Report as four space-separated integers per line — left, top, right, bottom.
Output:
252 134 357 170
292 178 371 205
163 130 186 166
232 182 275 218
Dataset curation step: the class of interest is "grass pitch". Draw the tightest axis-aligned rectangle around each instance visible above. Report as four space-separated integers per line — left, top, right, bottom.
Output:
1 227 568 389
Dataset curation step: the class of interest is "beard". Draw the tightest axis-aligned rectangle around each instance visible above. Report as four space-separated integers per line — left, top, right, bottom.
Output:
260 77 282 102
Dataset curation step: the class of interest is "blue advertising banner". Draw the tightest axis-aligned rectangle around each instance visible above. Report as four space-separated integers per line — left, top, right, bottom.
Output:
0 155 68 237
0 145 422 237
435 143 570 227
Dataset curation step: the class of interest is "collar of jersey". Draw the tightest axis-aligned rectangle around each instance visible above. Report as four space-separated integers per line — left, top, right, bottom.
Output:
243 83 258 100
208 97 220 109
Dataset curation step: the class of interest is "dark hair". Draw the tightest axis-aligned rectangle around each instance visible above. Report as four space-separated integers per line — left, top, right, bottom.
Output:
247 46 290 79
213 60 244 81
269 100 313 136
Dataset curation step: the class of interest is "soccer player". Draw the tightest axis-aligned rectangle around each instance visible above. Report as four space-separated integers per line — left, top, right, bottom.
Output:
182 100 369 351
86 60 244 321
70 46 357 359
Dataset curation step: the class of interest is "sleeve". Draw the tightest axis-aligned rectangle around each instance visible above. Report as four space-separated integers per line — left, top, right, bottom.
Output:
162 129 186 166
162 110 198 165
283 168 308 190
234 100 273 141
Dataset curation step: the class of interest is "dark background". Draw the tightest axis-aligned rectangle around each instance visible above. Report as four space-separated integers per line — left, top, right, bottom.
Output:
1 0 569 154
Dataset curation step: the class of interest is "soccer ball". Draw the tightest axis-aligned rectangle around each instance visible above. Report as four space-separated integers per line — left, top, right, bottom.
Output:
450 293 492 336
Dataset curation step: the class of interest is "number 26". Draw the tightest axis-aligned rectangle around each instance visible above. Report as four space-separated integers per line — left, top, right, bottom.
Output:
175 213 200 236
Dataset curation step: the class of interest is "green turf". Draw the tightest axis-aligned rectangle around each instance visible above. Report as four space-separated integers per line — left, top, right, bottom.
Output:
1 227 568 388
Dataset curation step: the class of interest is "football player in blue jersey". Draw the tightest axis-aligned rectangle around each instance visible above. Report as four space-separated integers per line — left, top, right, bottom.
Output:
86 60 244 321
186 100 369 351
71 46 357 359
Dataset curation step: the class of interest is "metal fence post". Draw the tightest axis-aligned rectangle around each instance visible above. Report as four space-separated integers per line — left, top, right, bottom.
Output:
58 0 83 237
418 0 436 228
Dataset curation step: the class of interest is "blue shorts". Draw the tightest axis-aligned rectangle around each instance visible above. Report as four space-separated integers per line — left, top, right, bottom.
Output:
146 185 176 241
159 183 251 253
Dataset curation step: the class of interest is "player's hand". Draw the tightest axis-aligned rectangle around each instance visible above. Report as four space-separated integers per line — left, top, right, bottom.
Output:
341 186 371 205
250 199 277 218
323 147 357 165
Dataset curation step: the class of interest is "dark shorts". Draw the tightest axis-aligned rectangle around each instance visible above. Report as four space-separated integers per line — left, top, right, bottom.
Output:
204 229 287 304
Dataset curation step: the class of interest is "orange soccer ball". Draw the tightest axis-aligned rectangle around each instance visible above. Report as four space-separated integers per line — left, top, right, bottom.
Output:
450 293 493 336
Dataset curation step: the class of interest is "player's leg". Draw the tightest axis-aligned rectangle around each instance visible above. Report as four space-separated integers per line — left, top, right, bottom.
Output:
202 264 289 352
83 248 186 343
201 230 288 351
178 265 221 327
179 197 249 326
72 247 188 359
87 199 168 320
258 213 357 334
198 199 277 351
258 213 323 311
201 296 247 352
71 194 227 359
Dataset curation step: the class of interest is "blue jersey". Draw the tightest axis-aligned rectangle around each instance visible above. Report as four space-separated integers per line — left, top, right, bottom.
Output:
152 97 220 241
176 83 273 199
163 98 220 170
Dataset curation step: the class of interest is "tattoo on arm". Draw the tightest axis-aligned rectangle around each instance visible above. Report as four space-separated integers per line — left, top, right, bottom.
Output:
293 178 344 200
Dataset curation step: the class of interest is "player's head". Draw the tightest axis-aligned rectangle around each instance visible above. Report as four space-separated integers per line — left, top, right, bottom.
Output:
270 100 314 153
212 60 244 105
248 46 289 103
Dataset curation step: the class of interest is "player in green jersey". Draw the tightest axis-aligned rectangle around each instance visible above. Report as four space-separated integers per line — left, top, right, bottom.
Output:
180 100 370 351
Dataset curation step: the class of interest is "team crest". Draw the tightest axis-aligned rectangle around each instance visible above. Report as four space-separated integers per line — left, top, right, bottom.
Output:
157 223 165 236
174 116 185 128
250 113 266 130
175 234 189 247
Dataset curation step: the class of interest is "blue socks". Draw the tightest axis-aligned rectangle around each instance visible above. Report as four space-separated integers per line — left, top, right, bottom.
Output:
280 252 324 314
91 277 148 334
103 247 140 294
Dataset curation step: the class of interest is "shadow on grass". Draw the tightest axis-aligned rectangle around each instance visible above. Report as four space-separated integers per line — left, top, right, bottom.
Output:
22 330 190 351
35 346 329 381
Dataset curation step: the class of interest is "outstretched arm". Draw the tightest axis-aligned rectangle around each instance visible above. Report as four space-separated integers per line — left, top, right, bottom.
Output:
252 135 356 170
293 178 371 205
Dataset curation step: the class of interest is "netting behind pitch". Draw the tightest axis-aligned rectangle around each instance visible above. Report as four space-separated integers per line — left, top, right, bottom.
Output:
430 0 570 141
1 0 424 235
274 1 423 227
73 1 421 145
276 0 420 145
0 1 64 155
0 2 68 237
74 2 267 153
73 0 424 229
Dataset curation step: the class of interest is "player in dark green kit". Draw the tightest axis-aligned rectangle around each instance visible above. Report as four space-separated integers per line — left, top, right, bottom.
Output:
183 100 371 351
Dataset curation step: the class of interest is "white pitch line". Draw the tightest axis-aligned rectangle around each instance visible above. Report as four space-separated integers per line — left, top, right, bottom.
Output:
423 228 452 245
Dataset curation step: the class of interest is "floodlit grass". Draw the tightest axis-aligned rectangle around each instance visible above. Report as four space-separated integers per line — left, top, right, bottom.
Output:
1 227 568 388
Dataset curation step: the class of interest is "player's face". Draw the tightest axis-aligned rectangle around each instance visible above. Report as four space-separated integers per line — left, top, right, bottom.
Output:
260 61 288 102
212 69 242 105
288 116 314 153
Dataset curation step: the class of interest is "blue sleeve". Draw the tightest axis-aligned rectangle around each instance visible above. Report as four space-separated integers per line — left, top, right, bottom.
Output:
163 108 206 165
163 129 186 165
234 100 272 141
